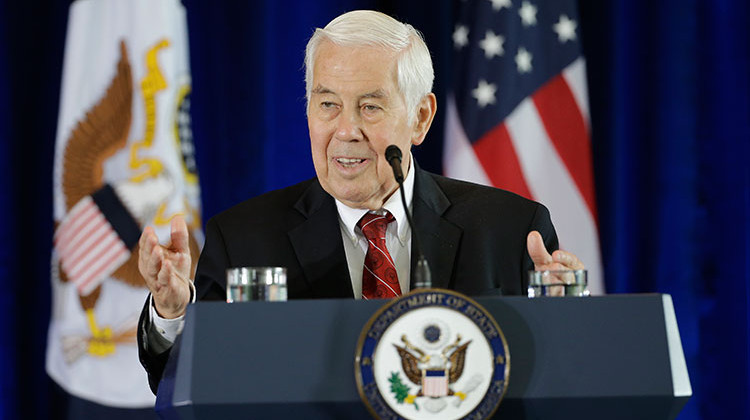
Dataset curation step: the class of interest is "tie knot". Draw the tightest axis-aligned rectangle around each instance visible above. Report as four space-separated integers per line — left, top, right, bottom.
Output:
357 211 394 241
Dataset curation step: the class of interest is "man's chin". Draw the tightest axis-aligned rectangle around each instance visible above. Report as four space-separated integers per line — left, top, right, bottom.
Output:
337 195 378 210
325 184 400 211
326 187 380 210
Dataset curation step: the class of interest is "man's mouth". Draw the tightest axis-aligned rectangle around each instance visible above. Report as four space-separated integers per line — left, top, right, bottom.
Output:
335 157 367 167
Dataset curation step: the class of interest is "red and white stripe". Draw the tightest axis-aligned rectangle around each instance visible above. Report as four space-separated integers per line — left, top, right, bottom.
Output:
444 58 603 294
53 196 130 295
422 375 449 397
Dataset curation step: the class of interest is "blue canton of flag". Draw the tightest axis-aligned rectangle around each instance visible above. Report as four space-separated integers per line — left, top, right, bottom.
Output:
444 0 603 294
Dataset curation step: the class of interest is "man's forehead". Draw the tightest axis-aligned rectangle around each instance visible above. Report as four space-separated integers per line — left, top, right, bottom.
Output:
309 41 401 101
317 39 394 57
312 42 398 74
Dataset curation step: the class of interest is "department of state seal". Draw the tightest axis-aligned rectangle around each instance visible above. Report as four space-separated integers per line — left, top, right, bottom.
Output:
355 289 509 419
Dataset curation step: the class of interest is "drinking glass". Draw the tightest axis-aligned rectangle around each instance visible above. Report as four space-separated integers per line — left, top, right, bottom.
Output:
527 269 589 297
226 267 287 302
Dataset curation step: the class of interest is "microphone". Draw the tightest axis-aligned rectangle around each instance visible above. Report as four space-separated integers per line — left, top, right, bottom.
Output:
385 145 432 289
385 145 404 183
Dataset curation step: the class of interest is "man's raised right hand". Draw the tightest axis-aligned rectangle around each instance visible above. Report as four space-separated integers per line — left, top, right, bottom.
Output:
138 215 192 319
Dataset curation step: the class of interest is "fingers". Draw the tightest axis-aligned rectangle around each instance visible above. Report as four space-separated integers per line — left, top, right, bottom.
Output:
138 226 157 257
156 259 186 290
138 219 192 280
168 215 193 280
551 250 585 270
146 242 165 287
138 227 162 284
527 231 553 267
168 215 190 254
528 232 586 297
528 231 585 271
153 258 191 318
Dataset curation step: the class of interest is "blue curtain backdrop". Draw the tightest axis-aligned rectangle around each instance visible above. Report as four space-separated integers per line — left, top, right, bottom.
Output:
582 1 750 419
0 1 748 419
1 1 71 419
0 0 15 417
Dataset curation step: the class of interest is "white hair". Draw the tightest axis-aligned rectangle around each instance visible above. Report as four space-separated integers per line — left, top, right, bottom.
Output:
304 10 434 123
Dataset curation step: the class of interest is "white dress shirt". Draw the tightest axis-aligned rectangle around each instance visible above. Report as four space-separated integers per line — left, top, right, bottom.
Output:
149 159 416 348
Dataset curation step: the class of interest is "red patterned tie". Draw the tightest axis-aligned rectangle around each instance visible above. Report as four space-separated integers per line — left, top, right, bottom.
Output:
358 211 401 299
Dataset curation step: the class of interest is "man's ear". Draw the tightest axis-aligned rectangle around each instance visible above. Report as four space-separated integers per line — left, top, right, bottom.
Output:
411 93 437 146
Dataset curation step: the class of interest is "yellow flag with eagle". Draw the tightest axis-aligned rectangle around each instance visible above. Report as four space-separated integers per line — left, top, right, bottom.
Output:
48 0 202 407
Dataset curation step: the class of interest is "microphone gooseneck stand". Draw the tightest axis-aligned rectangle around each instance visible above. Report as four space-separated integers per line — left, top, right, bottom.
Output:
385 145 432 289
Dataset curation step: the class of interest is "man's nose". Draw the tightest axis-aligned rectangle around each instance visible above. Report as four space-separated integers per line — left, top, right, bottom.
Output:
334 109 363 142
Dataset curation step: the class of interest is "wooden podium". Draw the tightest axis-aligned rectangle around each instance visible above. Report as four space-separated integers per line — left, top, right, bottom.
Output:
155 294 691 419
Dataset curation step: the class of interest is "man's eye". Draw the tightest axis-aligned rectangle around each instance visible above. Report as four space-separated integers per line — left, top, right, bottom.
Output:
321 102 336 109
363 104 380 112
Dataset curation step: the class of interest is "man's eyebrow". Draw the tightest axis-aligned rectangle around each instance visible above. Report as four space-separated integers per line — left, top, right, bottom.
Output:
360 89 387 100
311 85 334 95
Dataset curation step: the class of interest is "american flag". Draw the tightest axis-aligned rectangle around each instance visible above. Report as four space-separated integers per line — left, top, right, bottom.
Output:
53 187 135 296
422 369 449 397
444 0 603 294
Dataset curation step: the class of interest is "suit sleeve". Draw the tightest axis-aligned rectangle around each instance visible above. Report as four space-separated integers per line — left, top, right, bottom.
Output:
137 298 173 394
194 216 232 301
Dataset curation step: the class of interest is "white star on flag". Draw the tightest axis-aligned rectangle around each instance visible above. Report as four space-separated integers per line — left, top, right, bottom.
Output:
553 15 577 43
515 47 533 73
472 79 497 108
479 31 504 59
489 0 512 11
453 25 469 49
519 1 538 26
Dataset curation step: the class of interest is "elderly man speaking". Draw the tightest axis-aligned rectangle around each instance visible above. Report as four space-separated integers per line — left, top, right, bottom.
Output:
136 10 584 392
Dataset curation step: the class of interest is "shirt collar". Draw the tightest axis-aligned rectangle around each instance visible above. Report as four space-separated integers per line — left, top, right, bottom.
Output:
336 154 416 244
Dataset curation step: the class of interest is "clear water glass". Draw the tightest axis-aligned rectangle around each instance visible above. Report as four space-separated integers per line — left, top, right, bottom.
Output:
528 269 589 297
226 267 287 302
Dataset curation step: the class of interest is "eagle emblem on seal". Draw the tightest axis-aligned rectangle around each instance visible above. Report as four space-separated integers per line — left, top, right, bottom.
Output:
394 333 471 398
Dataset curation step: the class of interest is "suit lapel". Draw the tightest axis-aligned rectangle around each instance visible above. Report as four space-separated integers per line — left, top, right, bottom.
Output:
411 167 462 290
288 180 354 298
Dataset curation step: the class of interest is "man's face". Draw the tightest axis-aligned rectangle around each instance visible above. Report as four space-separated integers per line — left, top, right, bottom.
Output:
307 41 426 210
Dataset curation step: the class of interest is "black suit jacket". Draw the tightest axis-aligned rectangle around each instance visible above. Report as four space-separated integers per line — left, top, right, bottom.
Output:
138 167 558 392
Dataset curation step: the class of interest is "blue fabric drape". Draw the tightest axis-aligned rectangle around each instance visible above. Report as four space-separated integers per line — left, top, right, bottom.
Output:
0 1 71 419
582 1 749 418
0 1 17 417
0 1 748 419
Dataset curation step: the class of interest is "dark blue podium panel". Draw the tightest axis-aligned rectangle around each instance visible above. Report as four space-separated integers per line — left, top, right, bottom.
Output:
156 294 690 419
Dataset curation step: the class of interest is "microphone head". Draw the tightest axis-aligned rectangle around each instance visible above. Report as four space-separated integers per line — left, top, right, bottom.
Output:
385 145 402 162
